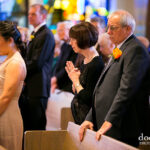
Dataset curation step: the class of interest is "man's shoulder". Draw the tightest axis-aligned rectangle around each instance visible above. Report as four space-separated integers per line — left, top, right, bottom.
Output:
121 35 150 63
35 26 54 41
121 35 146 52
37 25 53 35
61 43 73 51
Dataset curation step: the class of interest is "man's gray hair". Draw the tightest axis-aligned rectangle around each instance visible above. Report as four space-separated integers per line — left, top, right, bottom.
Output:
90 16 106 28
99 33 110 43
108 10 136 33
57 21 74 30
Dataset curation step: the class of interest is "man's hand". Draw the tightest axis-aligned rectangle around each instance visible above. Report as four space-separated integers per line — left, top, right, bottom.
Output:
51 76 58 93
96 121 112 141
79 121 93 142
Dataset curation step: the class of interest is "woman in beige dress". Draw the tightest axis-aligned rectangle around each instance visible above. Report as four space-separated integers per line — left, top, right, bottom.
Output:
0 21 26 150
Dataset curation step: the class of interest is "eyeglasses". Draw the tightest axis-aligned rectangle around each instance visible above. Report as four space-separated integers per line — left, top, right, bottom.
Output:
106 26 120 31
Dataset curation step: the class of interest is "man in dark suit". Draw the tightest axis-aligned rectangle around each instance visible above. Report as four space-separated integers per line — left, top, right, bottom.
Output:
79 10 150 147
21 4 55 130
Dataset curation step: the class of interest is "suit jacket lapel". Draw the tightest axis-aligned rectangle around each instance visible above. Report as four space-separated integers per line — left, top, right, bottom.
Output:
93 56 114 94
27 25 47 55
28 25 47 44
93 34 135 94
119 34 135 52
34 25 47 37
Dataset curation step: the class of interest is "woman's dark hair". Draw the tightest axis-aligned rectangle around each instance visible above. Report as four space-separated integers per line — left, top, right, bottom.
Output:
0 21 26 54
69 22 98 49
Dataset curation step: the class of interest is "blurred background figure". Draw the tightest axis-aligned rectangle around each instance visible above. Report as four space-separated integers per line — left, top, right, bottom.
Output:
98 33 115 64
46 21 78 130
90 16 106 53
137 36 150 53
17 26 29 45
51 21 77 93
17 26 29 58
0 21 26 150
51 33 64 76
65 22 104 125
90 16 106 34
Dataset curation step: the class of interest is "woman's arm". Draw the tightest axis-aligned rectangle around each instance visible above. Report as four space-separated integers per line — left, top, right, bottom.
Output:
0 60 24 115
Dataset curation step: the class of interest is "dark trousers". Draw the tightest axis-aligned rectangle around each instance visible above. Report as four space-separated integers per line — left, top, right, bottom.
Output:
19 95 47 131
121 137 139 148
40 97 48 111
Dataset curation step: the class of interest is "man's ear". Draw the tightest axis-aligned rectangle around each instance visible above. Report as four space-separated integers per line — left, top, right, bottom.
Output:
42 14 47 21
126 26 132 33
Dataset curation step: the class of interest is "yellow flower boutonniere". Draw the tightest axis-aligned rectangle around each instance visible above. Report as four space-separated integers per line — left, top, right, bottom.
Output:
30 35 35 41
112 47 122 59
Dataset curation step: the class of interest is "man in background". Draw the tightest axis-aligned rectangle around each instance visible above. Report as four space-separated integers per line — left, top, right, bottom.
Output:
98 33 115 64
51 21 77 93
20 4 55 131
90 16 106 52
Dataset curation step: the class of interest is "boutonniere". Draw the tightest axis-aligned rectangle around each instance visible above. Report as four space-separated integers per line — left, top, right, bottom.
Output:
29 35 35 41
112 47 122 59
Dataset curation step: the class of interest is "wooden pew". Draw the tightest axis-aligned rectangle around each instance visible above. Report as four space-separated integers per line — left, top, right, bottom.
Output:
46 91 74 130
61 107 74 130
24 130 77 150
0 145 7 150
24 122 139 150
46 106 74 130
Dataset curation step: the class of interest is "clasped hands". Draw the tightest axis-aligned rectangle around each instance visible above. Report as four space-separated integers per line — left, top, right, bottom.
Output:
65 61 80 85
79 120 112 142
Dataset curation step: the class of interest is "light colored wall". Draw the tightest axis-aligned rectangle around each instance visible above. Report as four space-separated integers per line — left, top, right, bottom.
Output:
109 0 148 36
117 0 135 16
116 0 148 35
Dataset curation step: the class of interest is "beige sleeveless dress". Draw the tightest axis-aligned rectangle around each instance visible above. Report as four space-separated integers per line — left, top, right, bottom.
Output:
0 52 26 150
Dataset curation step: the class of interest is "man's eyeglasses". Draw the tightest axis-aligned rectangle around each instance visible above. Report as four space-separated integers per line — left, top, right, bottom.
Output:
106 26 120 31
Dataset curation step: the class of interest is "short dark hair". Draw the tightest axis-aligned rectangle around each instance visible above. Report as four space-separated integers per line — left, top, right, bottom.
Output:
90 16 106 28
31 4 48 15
69 22 98 49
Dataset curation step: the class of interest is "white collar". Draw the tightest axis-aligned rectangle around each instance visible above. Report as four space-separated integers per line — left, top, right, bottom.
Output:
33 22 46 33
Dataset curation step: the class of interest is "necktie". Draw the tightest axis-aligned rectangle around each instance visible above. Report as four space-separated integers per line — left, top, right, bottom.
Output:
27 31 35 46
29 31 35 42
94 56 113 90
31 31 35 35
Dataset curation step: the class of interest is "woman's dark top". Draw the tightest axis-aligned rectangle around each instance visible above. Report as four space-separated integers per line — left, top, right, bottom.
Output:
71 56 104 124
53 42 78 92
